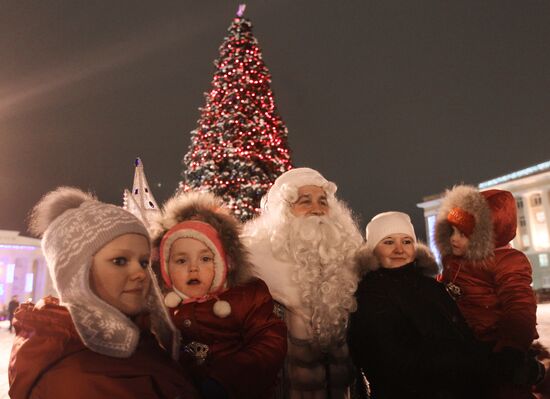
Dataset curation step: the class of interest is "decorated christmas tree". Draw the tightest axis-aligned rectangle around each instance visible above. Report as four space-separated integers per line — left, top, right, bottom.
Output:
180 4 292 221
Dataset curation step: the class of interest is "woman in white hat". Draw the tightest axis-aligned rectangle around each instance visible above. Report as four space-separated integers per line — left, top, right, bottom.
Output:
348 211 491 399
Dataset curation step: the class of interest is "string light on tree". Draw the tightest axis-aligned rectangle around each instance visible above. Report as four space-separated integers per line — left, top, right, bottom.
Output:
180 4 292 221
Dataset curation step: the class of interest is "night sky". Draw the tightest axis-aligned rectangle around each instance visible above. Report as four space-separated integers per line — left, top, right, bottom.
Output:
2 1 549 239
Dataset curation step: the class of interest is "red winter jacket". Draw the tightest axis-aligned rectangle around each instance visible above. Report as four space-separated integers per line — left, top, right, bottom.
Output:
9 297 199 399
436 186 538 352
172 278 287 399
442 249 537 351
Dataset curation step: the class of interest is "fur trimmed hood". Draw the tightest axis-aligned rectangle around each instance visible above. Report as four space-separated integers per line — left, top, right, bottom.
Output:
356 242 440 277
152 191 254 290
434 185 517 261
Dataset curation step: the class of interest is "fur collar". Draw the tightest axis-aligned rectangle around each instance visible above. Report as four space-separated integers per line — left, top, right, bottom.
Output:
356 242 440 277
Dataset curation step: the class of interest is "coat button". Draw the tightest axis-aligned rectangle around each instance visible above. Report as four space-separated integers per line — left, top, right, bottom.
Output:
183 319 192 328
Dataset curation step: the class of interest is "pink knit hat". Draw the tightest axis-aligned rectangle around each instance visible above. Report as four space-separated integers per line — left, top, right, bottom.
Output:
159 220 231 317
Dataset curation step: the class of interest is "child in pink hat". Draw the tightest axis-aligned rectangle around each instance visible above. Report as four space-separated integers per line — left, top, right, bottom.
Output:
153 191 287 399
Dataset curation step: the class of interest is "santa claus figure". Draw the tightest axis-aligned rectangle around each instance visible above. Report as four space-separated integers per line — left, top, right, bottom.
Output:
244 168 363 399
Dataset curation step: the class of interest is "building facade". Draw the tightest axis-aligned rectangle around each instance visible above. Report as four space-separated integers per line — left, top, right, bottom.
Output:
417 160 550 290
0 230 54 315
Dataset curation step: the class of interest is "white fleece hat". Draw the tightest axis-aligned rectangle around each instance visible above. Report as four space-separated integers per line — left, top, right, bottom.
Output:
261 167 337 211
365 211 416 252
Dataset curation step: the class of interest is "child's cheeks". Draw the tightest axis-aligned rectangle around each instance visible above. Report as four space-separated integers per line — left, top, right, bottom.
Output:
168 237 216 299
450 226 470 257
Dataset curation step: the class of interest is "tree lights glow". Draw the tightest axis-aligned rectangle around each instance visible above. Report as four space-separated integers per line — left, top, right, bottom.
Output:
180 9 292 221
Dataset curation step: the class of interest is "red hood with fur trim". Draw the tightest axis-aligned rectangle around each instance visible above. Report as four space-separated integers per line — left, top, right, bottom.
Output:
480 189 517 248
435 185 517 261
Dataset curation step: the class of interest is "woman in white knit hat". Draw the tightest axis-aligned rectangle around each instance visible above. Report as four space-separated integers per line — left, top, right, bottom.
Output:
8 187 199 399
348 211 492 399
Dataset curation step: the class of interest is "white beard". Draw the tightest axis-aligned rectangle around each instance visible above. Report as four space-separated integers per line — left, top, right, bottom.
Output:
270 214 359 348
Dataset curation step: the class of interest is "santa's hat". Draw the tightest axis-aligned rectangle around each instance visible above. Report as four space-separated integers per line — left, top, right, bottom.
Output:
261 167 337 212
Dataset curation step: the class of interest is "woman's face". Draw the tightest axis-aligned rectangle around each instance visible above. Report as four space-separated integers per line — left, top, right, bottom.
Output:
374 233 416 269
90 234 151 316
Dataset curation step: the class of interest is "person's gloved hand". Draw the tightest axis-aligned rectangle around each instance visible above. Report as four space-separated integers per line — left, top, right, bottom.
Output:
493 347 546 386
200 378 229 399
513 355 545 386
492 347 524 381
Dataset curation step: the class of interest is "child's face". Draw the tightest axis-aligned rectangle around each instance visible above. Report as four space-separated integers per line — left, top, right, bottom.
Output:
450 226 470 256
90 233 151 316
168 238 216 299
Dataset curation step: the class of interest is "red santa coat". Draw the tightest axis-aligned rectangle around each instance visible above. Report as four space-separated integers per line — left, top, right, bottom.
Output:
172 278 287 399
9 297 199 399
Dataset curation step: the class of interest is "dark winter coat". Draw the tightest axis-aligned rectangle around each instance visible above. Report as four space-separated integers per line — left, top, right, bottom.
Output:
8 299 19 315
348 244 491 399
9 297 199 399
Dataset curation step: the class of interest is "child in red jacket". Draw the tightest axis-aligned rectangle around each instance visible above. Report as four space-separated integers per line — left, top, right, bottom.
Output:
435 185 543 397
152 192 287 399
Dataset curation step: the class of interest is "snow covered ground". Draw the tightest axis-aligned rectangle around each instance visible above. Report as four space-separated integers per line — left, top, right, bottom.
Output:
1 305 550 398
537 303 550 348
0 320 13 399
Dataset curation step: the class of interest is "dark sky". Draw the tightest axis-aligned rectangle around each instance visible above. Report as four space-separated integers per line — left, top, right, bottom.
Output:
1 1 549 239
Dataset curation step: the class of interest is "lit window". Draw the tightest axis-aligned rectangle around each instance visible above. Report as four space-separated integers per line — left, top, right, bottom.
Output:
0 284 3 296
427 215 441 263
540 254 549 267
543 275 550 288
523 235 531 247
531 194 542 207
533 226 550 250
519 216 526 227
516 197 524 209
536 211 546 223
7 263 15 283
25 273 34 293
